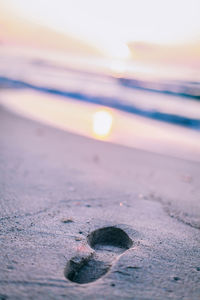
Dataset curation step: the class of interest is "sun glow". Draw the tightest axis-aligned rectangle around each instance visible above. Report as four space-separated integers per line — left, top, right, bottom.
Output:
92 110 113 139
101 42 131 60
3 0 200 57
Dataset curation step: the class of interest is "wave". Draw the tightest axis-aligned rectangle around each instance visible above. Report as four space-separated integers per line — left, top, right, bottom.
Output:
1 75 200 130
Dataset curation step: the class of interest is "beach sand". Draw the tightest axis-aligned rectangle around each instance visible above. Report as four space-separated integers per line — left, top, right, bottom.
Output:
0 106 200 299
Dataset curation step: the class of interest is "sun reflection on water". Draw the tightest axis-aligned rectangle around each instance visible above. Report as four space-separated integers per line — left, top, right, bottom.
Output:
92 110 113 139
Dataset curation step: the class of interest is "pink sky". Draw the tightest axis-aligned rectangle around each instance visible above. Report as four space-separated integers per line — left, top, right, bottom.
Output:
0 0 200 68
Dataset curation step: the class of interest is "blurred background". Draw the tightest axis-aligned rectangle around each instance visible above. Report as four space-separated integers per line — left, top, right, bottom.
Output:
0 0 200 160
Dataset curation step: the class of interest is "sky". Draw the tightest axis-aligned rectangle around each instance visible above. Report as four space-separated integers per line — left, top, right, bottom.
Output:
1 0 200 58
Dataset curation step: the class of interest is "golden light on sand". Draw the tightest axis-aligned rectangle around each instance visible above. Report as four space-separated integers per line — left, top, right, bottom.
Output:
92 110 113 138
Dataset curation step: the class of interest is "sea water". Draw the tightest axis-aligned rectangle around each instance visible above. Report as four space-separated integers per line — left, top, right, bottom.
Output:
0 45 200 161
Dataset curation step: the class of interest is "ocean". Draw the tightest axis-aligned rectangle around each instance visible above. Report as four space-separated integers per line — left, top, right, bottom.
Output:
0 46 200 161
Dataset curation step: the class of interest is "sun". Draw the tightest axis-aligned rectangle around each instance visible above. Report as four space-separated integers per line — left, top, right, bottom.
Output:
102 42 131 60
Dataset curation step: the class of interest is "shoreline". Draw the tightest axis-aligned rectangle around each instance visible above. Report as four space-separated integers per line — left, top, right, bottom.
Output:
0 105 200 299
1 90 200 163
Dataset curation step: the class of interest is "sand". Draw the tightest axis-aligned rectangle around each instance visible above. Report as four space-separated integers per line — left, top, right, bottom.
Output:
0 106 200 299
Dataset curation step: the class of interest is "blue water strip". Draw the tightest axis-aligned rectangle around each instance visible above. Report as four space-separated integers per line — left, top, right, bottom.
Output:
0 76 200 130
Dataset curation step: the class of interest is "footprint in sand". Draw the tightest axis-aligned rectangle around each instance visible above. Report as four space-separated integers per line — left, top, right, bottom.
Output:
64 226 133 284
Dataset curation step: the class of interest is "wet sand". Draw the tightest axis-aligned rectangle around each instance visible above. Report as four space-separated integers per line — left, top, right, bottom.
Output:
0 106 200 299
